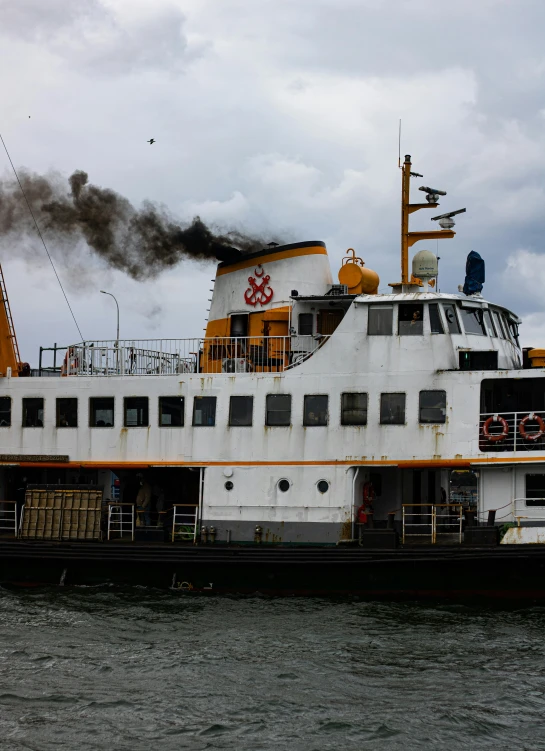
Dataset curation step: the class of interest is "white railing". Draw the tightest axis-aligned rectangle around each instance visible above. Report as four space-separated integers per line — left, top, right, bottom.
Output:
107 502 134 541
513 497 545 524
172 504 199 542
402 504 463 544
62 335 329 377
0 501 18 537
480 411 545 452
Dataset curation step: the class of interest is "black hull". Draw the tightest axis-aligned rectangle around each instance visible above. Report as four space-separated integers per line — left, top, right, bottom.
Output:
1 541 545 600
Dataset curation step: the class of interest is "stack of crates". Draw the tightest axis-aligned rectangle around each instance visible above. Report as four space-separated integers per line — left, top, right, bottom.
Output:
20 485 103 541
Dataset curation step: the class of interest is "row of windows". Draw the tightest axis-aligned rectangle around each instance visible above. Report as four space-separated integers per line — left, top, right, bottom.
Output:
366 302 519 342
0 391 447 428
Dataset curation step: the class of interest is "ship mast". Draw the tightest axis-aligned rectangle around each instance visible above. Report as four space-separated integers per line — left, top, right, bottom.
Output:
393 154 455 289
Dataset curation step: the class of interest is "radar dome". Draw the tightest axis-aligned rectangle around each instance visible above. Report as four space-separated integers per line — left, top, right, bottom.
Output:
412 250 438 280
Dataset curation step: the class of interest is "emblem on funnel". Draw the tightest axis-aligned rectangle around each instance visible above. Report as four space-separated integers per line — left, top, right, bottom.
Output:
244 265 273 307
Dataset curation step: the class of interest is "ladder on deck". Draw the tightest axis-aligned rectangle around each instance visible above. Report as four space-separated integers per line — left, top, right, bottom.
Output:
172 504 199 542
0 264 21 369
107 503 135 541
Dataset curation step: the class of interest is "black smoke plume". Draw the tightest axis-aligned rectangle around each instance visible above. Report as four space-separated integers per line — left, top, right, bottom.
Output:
0 169 266 278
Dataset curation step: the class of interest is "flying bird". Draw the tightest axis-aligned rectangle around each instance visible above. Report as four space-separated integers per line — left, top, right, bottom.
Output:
147 138 155 145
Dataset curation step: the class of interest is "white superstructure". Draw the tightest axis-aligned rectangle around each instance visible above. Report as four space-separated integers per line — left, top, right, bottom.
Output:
0 155 544 544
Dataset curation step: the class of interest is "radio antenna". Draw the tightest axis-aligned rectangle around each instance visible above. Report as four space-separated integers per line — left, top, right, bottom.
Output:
398 119 402 168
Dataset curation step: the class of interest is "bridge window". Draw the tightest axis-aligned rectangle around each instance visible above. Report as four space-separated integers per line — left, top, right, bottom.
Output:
419 391 446 423
341 393 368 425
159 396 184 427
492 311 507 339
483 310 497 337
442 304 461 334
460 307 486 336
124 397 148 427
23 398 43 428
429 304 444 334
303 395 328 426
398 303 424 335
229 396 253 426
0 397 11 427
57 398 77 428
380 393 405 425
266 394 291 426
90 397 114 427
298 313 313 336
193 396 216 426
526 475 545 506
368 305 393 335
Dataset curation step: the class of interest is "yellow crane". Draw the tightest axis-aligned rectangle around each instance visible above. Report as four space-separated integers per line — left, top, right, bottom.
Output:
0 264 22 376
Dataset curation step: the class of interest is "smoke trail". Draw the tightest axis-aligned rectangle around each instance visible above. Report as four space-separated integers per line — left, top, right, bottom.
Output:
0 168 266 278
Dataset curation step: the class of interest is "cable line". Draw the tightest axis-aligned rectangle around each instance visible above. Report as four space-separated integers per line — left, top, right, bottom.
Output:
0 132 84 341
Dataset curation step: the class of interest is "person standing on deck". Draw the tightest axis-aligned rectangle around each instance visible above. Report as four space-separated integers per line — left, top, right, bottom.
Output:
136 474 152 526
356 480 376 525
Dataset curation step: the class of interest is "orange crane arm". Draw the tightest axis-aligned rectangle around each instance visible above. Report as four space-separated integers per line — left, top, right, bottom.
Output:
0 264 21 376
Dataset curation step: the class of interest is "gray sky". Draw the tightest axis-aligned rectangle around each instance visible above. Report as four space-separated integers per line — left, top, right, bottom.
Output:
1 0 545 365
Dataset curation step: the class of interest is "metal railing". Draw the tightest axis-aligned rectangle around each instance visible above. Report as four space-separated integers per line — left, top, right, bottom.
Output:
513 497 545 524
107 502 135 541
0 501 18 537
402 504 463 544
480 411 545 452
61 335 330 377
172 504 199 542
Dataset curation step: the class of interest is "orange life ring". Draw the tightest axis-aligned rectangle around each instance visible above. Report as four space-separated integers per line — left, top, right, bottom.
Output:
518 413 545 442
483 415 509 442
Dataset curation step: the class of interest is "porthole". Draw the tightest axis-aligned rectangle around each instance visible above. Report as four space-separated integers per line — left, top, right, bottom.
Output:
278 479 290 493
317 480 329 494
224 481 234 491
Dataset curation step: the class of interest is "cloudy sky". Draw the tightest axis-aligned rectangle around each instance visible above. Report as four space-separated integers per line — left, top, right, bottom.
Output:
1 0 544 365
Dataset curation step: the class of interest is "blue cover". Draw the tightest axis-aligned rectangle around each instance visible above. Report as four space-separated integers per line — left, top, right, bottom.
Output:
463 250 485 295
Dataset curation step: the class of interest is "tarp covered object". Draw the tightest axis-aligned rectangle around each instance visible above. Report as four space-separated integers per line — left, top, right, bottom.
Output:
463 250 485 295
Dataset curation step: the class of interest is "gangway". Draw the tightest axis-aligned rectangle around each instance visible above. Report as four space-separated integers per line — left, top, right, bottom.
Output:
0 501 18 537
172 504 199 542
402 504 463 544
107 502 135 541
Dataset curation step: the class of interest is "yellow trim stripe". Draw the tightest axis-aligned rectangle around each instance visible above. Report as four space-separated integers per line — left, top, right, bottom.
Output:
216 246 327 276
3 456 545 469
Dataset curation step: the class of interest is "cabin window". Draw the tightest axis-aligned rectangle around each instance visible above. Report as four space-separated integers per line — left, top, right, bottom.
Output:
56 398 77 428
303 395 328 426
266 394 291 426
368 305 393 335
124 397 148 427
460 307 486 336
459 351 498 370
159 396 184 427
230 314 248 338
341 393 368 425
298 313 313 336
526 475 545 506
419 391 447 423
229 396 253 426
90 397 114 427
429 304 444 334
0 397 11 427
193 396 216 426
380 393 405 425
483 310 496 337
398 303 424 335
442 304 461 334
318 309 344 335
22 398 44 428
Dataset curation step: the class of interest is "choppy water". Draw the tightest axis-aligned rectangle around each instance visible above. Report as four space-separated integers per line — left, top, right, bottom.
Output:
1 590 545 750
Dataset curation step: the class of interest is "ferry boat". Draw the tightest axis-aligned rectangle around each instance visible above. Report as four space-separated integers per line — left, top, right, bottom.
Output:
1 154 545 599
